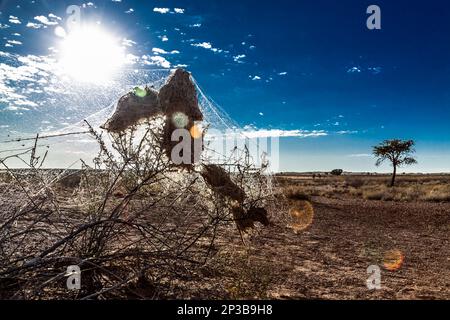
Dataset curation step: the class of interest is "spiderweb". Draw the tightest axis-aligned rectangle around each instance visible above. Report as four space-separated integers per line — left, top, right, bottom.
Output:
0 53 275 174
0 57 278 245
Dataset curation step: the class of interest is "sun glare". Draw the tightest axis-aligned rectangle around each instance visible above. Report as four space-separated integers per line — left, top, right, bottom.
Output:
59 26 125 83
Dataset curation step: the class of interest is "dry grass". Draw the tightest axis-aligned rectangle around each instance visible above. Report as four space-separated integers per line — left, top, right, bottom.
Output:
277 174 450 203
207 250 275 299
283 186 311 201
0 122 276 300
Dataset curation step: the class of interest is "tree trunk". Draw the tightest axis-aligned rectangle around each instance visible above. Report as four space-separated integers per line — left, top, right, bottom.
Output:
390 165 397 187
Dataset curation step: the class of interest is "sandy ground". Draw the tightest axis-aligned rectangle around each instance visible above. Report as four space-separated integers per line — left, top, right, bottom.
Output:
186 196 450 300
0 178 448 300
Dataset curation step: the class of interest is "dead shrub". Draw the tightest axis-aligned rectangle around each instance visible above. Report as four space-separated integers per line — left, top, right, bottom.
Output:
0 71 276 299
283 186 311 201
345 178 365 189
363 187 386 201
211 251 274 300
423 185 450 202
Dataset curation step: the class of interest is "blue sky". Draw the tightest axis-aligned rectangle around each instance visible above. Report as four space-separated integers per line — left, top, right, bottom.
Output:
1 0 450 172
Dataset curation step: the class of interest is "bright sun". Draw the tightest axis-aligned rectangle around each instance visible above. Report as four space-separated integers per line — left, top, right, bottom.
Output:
59 25 125 83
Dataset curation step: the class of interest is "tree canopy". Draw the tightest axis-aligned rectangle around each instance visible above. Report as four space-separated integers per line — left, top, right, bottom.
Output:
373 139 417 186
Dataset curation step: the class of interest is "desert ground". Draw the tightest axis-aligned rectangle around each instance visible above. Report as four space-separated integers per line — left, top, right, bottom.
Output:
1 171 448 300
168 174 450 300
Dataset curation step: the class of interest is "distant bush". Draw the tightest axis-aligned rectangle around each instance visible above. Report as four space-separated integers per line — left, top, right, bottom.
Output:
331 169 344 176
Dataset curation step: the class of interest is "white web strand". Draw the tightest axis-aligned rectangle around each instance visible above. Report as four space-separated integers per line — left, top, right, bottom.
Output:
1 69 274 174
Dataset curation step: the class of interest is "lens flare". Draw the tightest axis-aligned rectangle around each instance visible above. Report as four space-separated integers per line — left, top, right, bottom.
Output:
54 26 67 38
190 124 203 139
383 249 404 271
172 112 189 128
289 200 314 233
134 87 147 98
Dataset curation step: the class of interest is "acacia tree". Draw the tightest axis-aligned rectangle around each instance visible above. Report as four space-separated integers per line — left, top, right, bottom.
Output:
373 139 417 187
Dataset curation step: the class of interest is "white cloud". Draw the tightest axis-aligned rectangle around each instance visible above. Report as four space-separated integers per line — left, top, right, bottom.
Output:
152 48 165 54
278 72 287 76
153 7 170 14
160 35 169 42
239 127 328 139
152 48 179 55
151 56 171 68
0 23 10 29
142 55 171 68
191 42 223 53
48 13 62 20
192 42 212 49
34 15 58 26
3 105 31 111
233 54 246 62
347 67 361 73
26 22 43 29
125 8 134 14
190 23 202 28
368 66 382 74
251 75 261 81
174 8 185 14
122 38 136 47
124 53 139 64
9 15 21 24
7 40 23 46
348 154 372 158
0 53 59 113
10 99 38 107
